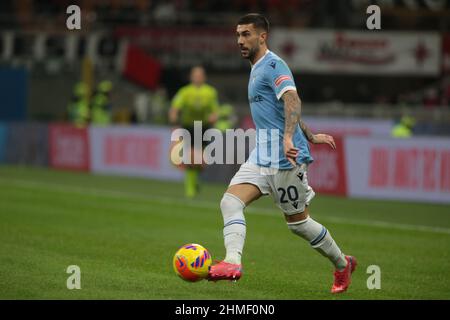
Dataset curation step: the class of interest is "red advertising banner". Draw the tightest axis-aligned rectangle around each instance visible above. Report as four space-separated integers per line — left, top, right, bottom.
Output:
345 137 450 203
49 124 90 171
103 133 161 168
308 136 347 196
90 126 183 181
271 30 441 75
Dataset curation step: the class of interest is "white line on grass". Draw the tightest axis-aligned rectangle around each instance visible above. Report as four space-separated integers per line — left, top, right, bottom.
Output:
2 177 450 235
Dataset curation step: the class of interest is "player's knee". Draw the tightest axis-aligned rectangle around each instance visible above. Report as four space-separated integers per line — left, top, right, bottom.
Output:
220 193 245 218
284 209 309 223
287 219 307 236
287 217 322 242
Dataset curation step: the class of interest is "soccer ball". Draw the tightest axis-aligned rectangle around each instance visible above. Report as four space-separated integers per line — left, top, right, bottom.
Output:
173 243 212 282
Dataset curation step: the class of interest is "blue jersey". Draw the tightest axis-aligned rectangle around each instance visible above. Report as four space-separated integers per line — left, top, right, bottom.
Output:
247 50 313 169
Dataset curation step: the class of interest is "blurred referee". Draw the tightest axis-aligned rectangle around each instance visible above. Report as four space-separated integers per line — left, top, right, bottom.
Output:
169 65 219 198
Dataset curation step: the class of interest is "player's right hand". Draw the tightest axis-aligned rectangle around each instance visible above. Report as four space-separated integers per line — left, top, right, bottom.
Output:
283 138 299 167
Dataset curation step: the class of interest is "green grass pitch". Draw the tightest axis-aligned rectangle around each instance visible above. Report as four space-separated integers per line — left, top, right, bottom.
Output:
0 165 449 299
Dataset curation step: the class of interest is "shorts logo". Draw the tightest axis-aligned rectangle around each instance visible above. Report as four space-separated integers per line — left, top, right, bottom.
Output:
274 75 291 87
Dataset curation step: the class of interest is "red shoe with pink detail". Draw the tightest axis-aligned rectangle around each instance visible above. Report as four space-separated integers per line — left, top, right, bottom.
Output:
331 255 357 294
208 260 243 282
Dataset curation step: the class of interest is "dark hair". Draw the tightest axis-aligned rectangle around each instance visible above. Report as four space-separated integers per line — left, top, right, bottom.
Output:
237 13 269 33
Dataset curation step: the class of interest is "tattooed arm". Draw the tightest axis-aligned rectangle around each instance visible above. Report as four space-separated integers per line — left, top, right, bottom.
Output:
299 119 336 149
299 119 314 143
282 90 302 166
282 91 336 166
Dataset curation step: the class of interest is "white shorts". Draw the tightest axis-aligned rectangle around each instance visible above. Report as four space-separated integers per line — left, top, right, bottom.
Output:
229 161 315 215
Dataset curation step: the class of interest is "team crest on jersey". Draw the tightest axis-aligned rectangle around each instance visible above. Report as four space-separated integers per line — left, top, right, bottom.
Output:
274 75 291 87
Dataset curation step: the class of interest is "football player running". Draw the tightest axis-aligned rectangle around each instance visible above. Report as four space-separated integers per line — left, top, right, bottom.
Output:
208 14 357 294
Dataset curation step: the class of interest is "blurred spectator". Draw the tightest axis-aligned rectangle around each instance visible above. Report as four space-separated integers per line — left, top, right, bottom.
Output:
67 81 90 128
391 115 416 138
91 80 113 126
8 0 450 30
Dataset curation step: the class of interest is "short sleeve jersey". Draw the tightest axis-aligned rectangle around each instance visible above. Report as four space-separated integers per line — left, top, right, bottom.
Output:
247 50 313 169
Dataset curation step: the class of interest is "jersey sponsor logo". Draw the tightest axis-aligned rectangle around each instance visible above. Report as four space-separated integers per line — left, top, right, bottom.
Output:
269 61 277 69
249 95 264 103
274 75 291 87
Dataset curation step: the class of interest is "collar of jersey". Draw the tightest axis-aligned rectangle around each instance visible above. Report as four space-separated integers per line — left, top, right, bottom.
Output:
251 49 270 70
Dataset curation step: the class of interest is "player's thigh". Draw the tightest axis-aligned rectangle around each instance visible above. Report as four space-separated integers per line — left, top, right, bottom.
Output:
270 164 315 216
226 183 263 207
226 162 270 206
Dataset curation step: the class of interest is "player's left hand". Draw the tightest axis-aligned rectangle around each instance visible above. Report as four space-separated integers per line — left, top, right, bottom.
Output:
312 134 336 150
283 138 299 167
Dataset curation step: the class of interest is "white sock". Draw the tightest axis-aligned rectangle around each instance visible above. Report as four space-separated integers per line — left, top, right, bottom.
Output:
287 217 347 270
221 193 246 265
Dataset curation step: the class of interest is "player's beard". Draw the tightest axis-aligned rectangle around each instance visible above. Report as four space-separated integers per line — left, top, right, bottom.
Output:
240 40 259 62
244 45 259 63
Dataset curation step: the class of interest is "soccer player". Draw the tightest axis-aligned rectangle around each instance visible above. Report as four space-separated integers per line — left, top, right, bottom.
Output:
169 65 219 198
208 14 357 294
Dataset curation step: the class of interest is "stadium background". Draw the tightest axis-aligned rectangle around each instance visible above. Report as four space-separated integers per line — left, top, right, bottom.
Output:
0 0 449 299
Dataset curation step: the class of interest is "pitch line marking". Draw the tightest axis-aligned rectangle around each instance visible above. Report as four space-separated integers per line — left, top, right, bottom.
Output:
2 177 450 235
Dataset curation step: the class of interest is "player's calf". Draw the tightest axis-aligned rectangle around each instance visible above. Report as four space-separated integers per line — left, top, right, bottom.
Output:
287 216 348 271
221 193 246 265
